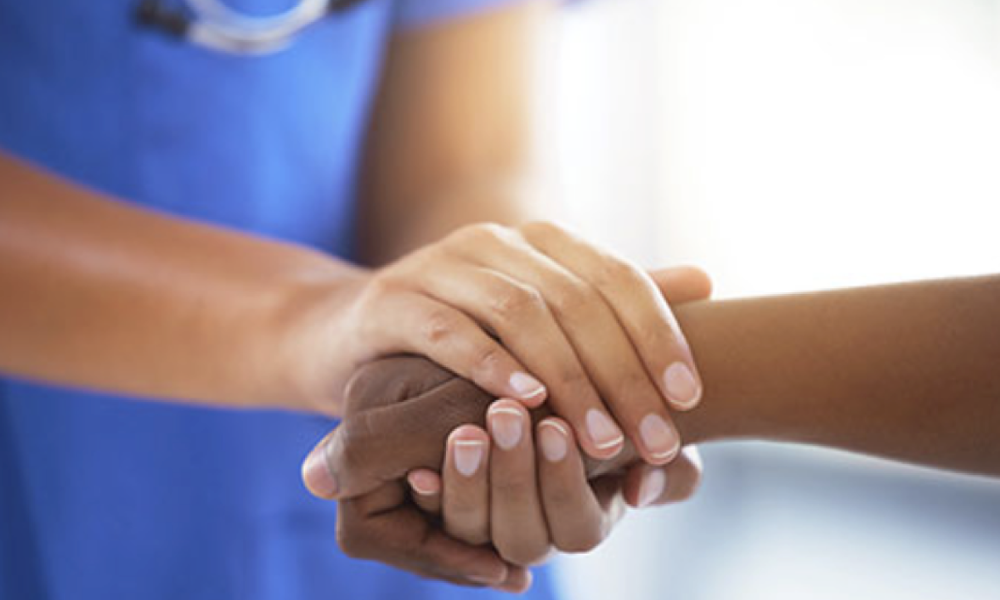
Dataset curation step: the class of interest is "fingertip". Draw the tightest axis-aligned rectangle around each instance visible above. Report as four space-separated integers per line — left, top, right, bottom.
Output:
448 424 489 478
622 463 647 508
508 372 548 407
536 418 571 463
488 399 529 451
301 443 339 500
449 423 490 443
637 468 668 508
637 413 681 465
651 265 714 303
663 361 703 411
468 562 509 587
407 469 442 496
677 265 713 299
494 566 533 594
581 409 625 460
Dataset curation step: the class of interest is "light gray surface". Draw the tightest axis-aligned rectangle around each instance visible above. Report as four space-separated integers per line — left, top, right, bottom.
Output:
555 444 1000 600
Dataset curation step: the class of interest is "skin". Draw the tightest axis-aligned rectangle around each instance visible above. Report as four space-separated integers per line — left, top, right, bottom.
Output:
0 1 700 463
304 273 1000 590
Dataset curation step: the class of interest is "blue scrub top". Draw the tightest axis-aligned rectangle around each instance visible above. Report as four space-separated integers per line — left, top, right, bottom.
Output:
0 1 557 599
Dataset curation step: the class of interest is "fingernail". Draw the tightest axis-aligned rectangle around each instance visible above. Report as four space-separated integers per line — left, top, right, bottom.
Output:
586 409 624 451
302 446 338 498
407 470 440 495
489 406 524 450
664 362 701 409
509 372 546 402
638 469 667 508
453 440 485 477
538 421 568 462
640 414 680 462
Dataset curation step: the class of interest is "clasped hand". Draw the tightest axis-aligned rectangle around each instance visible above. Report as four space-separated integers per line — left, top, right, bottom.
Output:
301 262 712 592
305 357 703 592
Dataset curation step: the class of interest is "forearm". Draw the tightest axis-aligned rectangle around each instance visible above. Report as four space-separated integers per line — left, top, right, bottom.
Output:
674 275 1000 476
356 1 554 267
0 153 360 413
358 176 549 266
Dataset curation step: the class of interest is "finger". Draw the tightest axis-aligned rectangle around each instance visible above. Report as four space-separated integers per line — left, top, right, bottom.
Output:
623 445 704 508
338 482 515 588
648 266 713 305
302 377 493 500
536 417 609 553
342 356 458 416
487 400 552 566
462 230 677 465
441 225 626 460
376 291 547 406
494 568 533 594
415 261 603 419
589 474 629 527
522 222 704 413
442 425 492 545
407 469 443 515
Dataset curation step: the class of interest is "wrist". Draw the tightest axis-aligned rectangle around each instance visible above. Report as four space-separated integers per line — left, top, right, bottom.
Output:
669 300 755 446
260 265 372 417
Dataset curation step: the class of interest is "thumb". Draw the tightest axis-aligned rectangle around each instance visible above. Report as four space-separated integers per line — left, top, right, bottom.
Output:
648 266 713 305
302 378 493 500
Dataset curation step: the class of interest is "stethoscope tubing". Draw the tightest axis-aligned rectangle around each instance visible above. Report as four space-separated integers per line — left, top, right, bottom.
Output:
136 0 363 55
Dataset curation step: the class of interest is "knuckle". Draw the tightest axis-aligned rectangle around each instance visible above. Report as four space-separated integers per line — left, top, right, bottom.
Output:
343 365 380 405
421 309 459 346
492 477 535 502
338 416 374 472
548 280 597 319
591 257 635 288
469 343 507 379
520 220 562 241
488 284 544 322
362 273 400 302
543 485 577 509
594 257 647 293
445 497 483 519
450 222 509 247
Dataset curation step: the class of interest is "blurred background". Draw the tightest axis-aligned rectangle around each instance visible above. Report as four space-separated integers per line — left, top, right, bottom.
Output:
546 0 1000 598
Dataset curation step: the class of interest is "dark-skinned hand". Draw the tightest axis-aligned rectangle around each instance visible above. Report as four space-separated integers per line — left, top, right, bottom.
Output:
301 267 711 592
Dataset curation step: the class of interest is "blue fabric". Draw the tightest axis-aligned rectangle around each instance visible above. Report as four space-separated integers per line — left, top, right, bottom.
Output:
394 0 525 29
0 1 557 600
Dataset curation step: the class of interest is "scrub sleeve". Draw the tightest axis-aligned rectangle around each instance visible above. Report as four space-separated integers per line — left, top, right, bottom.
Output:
0 1 559 599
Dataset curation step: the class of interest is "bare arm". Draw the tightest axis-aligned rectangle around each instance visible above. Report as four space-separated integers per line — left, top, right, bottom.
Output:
300 273 998 586
317 273 1000 503
0 3 555 413
0 153 357 413
0 0 704 449
675 273 1000 475
357 0 554 266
